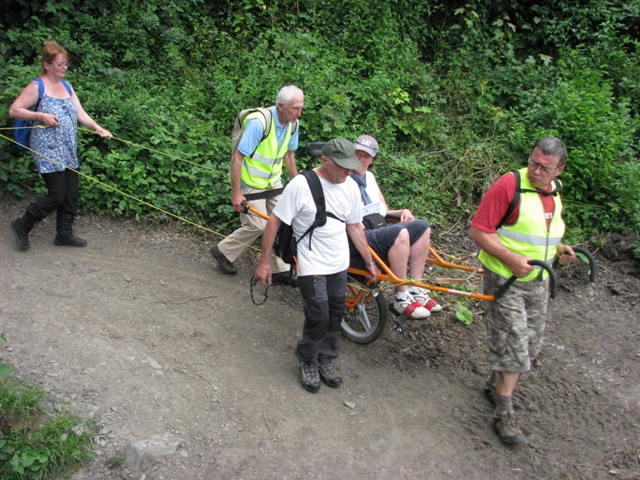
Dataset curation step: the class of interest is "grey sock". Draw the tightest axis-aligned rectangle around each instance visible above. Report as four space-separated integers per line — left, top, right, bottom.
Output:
494 394 513 417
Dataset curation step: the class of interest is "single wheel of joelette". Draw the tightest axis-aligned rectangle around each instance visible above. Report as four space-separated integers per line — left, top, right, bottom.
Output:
341 275 388 344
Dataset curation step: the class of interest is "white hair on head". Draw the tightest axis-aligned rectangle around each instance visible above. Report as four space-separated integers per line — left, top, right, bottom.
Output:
276 85 304 107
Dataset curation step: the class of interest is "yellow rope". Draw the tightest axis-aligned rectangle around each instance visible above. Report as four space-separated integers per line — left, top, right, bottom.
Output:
1 125 478 278
2 124 227 175
0 127 263 254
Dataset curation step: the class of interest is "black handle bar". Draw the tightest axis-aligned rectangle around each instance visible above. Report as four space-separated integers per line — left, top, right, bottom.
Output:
573 247 597 282
493 260 558 300
551 246 597 283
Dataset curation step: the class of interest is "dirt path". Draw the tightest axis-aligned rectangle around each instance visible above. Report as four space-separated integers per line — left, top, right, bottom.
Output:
1 198 639 480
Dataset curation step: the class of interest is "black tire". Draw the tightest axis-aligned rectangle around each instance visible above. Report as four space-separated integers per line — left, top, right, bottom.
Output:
341 276 388 344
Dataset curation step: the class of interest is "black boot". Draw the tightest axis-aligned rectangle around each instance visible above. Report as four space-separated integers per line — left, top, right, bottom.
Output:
10 206 40 251
54 213 87 247
11 217 32 250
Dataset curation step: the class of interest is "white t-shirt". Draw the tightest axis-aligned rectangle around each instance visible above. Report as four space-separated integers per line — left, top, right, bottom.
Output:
362 171 387 217
274 171 363 276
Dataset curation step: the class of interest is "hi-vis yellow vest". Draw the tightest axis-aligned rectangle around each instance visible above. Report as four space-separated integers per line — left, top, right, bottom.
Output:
240 109 293 189
478 167 565 281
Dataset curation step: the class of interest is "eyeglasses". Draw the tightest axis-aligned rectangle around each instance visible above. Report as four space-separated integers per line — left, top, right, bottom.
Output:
528 158 559 173
49 61 70 68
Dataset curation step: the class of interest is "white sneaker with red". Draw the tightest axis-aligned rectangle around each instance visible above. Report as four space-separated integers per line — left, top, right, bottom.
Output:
410 288 443 314
393 293 430 319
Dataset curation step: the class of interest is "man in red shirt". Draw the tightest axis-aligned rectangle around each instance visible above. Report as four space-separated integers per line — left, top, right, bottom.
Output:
470 137 577 444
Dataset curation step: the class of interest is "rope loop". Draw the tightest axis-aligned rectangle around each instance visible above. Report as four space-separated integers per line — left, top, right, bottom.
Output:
250 276 269 305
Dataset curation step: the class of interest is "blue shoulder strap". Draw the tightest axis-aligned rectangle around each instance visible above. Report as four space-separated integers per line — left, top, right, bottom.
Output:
35 77 44 99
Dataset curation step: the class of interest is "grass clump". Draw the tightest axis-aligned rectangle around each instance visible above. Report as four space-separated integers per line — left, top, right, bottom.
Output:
0 376 95 480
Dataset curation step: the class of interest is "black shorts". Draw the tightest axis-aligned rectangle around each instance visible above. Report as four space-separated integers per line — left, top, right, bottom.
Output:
349 220 430 268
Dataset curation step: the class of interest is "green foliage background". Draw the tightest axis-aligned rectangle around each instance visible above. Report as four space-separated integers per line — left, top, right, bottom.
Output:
0 0 638 238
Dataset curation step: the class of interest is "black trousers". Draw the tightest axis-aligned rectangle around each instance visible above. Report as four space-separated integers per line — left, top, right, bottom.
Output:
28 169 79 221
294 270 347 363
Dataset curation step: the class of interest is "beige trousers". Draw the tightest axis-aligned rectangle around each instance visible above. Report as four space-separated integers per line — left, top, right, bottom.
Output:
217 186 289 274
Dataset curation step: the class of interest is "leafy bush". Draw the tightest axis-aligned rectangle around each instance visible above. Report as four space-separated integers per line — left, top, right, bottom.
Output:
0 0 638 239
510 50 639 232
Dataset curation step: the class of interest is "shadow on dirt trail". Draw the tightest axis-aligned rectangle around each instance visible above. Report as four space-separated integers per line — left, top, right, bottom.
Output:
1 197 639 479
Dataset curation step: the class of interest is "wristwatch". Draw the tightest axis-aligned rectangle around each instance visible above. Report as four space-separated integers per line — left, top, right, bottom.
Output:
365 261 375 267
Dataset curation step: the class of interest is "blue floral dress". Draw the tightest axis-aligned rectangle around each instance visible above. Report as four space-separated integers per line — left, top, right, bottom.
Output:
30 80 78 174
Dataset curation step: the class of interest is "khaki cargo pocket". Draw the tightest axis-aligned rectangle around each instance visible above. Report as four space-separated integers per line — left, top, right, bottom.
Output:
488 327 509 356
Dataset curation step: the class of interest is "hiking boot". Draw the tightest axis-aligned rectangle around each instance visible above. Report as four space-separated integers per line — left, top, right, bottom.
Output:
393 293 430 319
55 213 87 247
11 217 31 250
411 288 443 314
271 271 297 287
210 244 237 275
493 410 526 445
54 233 87 247
318 361 342 388
299 360 320 393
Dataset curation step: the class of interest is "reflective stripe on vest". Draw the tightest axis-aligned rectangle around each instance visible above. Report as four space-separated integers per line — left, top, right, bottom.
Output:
240 110 293 189
478 167 565 282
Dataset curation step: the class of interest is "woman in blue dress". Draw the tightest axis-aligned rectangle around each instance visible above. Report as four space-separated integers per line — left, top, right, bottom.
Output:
9 40 112 250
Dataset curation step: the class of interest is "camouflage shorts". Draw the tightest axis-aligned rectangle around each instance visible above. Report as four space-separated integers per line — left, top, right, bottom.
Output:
483 268 549 373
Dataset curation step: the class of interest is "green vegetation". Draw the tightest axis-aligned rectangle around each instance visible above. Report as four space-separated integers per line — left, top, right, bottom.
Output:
0 1 638 243
455 306 474 326
0 334 12 376
0 375 95 479
105 452 126 470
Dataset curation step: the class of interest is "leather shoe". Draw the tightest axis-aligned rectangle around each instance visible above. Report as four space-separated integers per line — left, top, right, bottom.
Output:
271 271 297 287
299 360 320 393
11 217 30 251
318 361 342 388
210 244 237 275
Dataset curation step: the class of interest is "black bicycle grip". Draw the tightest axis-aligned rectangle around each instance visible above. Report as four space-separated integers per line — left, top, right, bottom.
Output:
493 260 558 299
571 246 598 283
551 246 598 283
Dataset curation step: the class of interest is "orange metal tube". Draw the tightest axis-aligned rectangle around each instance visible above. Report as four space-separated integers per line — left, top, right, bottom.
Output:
242 202 492 301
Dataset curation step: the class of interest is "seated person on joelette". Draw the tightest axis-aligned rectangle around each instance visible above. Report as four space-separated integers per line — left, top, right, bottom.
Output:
351 135 442 318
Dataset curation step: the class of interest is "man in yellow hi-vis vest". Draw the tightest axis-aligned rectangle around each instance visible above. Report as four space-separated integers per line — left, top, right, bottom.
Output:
470 137 577 445
211 85 303 285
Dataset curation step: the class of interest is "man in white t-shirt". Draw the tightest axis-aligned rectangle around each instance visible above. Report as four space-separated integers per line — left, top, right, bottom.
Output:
351 135 442 319
255 138 380 393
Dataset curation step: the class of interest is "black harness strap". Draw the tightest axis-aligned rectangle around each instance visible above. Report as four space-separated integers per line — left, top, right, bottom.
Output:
243 187 284 202
497 170 563 228
298 170 344 252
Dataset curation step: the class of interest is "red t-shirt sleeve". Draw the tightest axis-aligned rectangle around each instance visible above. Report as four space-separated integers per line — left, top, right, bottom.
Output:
470 173 517 233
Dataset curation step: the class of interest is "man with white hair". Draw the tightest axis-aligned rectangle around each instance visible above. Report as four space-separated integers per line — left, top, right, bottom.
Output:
211 85 303 285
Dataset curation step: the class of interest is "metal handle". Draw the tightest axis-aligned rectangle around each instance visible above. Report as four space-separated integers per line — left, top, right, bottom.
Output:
493 260 558 299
